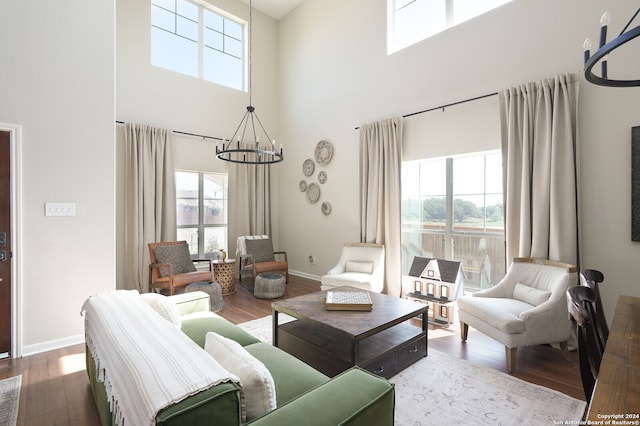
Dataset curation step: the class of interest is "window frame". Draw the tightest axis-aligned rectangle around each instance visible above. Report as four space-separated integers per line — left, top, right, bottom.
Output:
387 0 513 54
151 0 248 91
175 170 228 259
401 150 505 290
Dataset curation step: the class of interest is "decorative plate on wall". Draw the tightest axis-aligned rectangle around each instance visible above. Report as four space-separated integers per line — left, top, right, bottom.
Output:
303 159 315 176
306 183 321 204
315 140 333 165
321 201 332 215
299 180 307 192
318 171 327 184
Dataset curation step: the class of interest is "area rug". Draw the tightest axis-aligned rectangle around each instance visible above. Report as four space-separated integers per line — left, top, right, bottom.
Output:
239 316 586 426
0 374 21 426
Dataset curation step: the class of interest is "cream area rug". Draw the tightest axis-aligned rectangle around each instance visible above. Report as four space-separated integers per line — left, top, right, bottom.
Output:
0 374 21 426
238 316 586 426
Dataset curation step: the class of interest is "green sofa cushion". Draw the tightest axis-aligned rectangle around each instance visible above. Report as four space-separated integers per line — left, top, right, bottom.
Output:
247 367 395 426
156 382 242 426
181 315 261 348
244 342 330 406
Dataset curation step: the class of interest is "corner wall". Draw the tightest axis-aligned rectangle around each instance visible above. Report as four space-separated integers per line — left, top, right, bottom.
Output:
278 0 640 321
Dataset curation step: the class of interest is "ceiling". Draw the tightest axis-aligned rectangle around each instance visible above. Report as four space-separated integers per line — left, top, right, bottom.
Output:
242 0 306 20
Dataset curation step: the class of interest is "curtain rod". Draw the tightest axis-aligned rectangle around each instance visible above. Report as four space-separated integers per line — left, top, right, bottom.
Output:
354 91 498 130
115 121 224 141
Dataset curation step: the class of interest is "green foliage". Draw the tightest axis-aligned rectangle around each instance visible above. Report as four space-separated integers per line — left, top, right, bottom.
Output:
402 197 504 227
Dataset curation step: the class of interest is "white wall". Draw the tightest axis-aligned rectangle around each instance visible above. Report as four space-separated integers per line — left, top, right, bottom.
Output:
115 0 281 285
0 0 116 354
278 0 640 322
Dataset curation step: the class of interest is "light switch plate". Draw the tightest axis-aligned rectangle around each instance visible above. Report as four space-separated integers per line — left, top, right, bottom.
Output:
45 202 76 217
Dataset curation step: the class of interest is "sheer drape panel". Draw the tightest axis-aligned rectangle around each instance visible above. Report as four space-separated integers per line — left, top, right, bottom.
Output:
499 74 579 266
228 152 272 258
124 123 177 292
359 117 403 296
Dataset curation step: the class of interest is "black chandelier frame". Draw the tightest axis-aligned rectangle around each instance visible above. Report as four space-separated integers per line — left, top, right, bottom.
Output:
584 8 640 88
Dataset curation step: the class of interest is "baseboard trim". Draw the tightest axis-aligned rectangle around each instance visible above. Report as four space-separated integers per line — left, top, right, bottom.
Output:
289 269 321 282
21 334 84 357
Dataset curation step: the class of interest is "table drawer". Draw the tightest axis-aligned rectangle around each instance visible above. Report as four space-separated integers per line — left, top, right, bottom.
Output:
398 334 427 369
364 353 398 378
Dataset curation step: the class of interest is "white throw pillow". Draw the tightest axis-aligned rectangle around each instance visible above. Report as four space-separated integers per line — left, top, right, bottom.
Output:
512 282 552 306
345 261 374 274
140 293 182 327
205 332 277 420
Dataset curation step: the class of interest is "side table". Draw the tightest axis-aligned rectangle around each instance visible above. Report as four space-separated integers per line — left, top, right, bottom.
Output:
212 259 236 295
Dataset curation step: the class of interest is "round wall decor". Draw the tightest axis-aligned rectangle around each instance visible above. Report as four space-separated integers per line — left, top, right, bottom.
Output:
299 180 307 192
306 183 321 203
318 171 327 184
303 159 315 176
315 140 333 165
321 201 332 215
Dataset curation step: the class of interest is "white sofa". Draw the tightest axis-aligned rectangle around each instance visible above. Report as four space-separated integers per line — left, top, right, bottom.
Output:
321 243 385 293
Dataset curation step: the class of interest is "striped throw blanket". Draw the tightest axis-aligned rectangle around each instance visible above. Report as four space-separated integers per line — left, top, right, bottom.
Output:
236 235 269 257
82 290 241 426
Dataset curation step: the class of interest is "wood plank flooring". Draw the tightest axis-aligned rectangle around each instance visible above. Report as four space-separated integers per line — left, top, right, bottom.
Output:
0 276 585 425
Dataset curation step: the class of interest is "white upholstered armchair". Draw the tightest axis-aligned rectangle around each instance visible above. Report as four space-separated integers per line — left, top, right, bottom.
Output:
320 243 385 293
457 257 577 373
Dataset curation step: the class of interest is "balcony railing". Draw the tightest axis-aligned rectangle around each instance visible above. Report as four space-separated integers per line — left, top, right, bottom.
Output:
402 227 505 291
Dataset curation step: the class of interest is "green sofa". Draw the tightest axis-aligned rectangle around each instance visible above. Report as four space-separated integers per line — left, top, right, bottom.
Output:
85 291 395 425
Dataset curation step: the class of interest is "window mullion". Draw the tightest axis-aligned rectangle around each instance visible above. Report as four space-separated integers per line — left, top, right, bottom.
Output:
198 173 205 257
483 155 488 231
445 157 453 259
198 6 204 78
446 0 453 26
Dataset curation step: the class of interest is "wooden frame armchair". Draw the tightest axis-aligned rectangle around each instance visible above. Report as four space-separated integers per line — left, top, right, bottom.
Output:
148 241 215 295
236 236 288 285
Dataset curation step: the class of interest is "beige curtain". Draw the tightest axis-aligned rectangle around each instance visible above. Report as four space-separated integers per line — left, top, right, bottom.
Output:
499 73 579 266
359 117 403 297
228 155 272 258
124 123 177 292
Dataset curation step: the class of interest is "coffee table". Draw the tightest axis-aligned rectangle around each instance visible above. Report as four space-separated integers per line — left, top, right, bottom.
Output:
271 286 428 378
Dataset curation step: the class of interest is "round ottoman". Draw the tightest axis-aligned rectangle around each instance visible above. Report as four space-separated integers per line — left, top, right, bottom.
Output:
254 273 286 299
185 281 224 312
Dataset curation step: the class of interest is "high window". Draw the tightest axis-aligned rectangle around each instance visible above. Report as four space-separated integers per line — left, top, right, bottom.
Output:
176 171 228 258
151 0 246 91
388 0 512 53
402 151 505 290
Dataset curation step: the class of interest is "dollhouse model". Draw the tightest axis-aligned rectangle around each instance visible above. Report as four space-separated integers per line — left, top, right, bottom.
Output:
406 257 465 326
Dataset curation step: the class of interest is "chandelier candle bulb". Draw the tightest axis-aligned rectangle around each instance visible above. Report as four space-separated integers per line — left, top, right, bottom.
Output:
599 11 610 78
600 11 610 48
583 38 591 63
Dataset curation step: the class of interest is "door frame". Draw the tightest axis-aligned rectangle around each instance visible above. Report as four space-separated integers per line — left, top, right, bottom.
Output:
0 123 22 358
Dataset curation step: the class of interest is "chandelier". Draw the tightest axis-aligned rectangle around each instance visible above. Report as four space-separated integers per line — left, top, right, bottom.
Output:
583 8 640 87
216 0 283 164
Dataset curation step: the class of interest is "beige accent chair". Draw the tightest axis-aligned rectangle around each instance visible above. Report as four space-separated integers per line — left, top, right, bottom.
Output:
236 235 288 285
457 257 577 373
321 243 385 293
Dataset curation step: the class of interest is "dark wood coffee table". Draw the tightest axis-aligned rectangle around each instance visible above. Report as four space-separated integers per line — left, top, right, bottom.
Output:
271 286 428 378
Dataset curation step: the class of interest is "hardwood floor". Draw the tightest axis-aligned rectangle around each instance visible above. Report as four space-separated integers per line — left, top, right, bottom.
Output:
0 276 585 425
